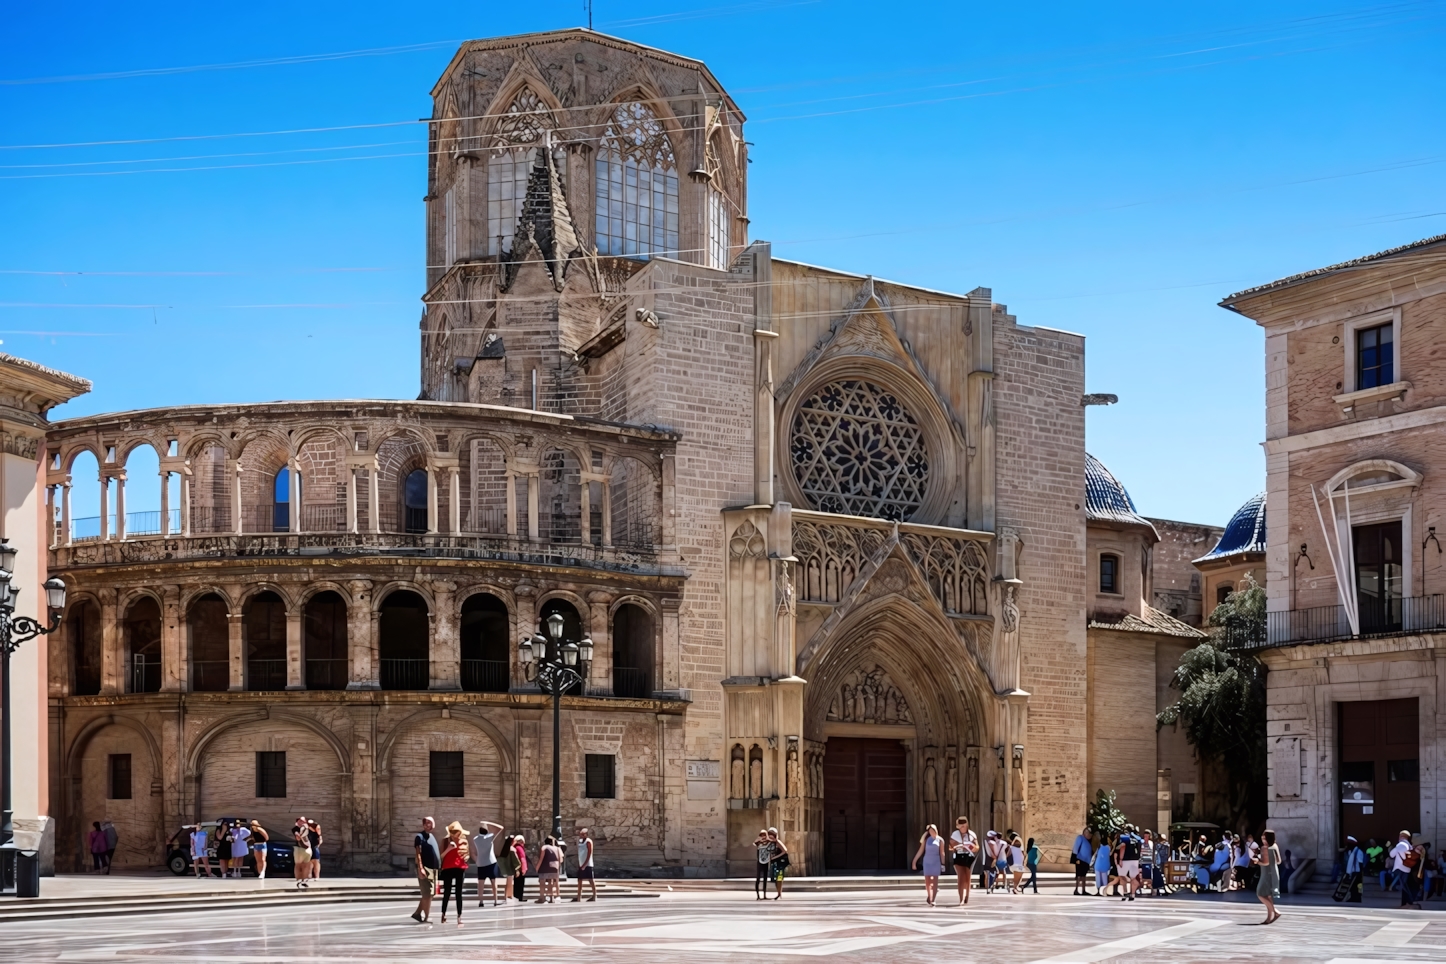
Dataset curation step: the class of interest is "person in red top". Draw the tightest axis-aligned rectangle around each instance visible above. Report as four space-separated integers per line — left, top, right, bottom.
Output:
439 822 470 924
512 835 529 903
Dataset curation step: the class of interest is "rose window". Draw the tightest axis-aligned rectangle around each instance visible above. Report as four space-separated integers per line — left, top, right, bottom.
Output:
790 380 929 521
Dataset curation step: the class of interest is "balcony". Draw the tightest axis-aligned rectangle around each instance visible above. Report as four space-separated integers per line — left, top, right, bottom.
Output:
1236 594 1446 650
461 659 509 693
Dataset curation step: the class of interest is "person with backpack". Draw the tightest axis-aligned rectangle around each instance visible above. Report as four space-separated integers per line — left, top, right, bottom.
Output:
1399 835 1425 909
1390 831 1415 895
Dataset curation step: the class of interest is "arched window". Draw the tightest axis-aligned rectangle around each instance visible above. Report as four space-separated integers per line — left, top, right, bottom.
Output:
538 598 584 695
488 89 560 256
611 603 654 699
379 590 429 690
461 593 510 693
69 598 101 695
244 591 287 691
189 594 230 692
595 101 678 259
125 597 162 693
273 466 290 532
404 469 429 534
1099 554 1120 595
305 591 348 690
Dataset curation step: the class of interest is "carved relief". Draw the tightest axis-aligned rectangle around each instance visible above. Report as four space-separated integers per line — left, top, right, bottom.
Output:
923 756 938 803
730 743 745 799
729 519 765 559
793 520 989 616
748 745 763 799
1000 582 1020 634
785 743 801 798
826 664 912 724
945 755 959 820
775 559 795 616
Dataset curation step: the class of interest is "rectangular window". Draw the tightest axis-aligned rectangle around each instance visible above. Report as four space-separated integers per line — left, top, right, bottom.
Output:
430 751 464 798
1388 758 1419 782
255 751 287 798
1355 321 1394 390
585 754 616 799
108 754 132 800
594 155 678 260
1099 554 1119 594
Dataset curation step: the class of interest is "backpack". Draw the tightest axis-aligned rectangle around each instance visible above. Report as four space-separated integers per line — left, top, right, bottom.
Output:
1403 848 1421 869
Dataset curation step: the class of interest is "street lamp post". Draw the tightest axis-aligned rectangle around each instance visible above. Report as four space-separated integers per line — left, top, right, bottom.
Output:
0 538 68 896
519 612 593 841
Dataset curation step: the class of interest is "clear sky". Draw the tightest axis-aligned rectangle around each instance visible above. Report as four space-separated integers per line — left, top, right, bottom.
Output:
3 0 1443 526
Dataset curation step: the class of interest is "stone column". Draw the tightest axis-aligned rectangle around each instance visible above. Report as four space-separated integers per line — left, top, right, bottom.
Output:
159 470 170 536
346 580 378 690
286 606 304 690
99 589 120 695
160 587 184 693
505 470 517 538
526 471 539 542
601 481 612 547
660 453 676 551
179 470 191 536
448 467 460 535
429 580 460 691
60 482 71 547
289 458 301 534
579 476 591 546
98 476 109 542
229 460 243 535
660 597 681 692
346 467 358 533
425 467 439 534
228 609 245 691
114 471 127 540
586 592 611 692
368 461 380 534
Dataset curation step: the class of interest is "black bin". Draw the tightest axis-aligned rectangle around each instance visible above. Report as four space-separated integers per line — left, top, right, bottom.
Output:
15 850 38 898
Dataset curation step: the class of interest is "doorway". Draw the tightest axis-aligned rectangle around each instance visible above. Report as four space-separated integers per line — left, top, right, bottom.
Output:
1339 698 1419 847
823 737 907 870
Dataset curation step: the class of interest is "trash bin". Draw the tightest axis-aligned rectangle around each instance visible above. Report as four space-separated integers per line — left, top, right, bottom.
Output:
15 850 38 898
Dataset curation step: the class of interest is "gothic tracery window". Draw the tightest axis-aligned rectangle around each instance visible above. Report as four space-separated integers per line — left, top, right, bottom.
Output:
790 380 929 521
488 89 560 256
594 101 679 259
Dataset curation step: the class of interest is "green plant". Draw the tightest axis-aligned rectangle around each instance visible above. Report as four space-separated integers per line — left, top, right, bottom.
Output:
1086 788 1127 839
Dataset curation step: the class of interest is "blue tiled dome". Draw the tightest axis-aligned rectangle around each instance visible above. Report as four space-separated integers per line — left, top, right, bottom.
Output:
1084 453 1153 529
1197 492 1266 562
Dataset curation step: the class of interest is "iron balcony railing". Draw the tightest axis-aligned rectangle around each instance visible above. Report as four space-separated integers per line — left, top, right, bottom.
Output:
191 660 230 692
305 658 349 690
1240 594 1446 649
461 659 510 693
129 654 161 693
613 667 649 699
380 658 429 691
246 659 288 691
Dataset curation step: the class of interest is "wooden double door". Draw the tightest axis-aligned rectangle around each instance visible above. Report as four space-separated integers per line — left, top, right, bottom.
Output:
823 737 907 871
1339 698 1419 847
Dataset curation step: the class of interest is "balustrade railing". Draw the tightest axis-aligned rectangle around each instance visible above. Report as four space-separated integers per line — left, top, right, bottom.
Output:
1249 594 1446 649
301 504 345 532
305 658 349 690
461 659 510 693
612 666 649 699
246 659 288 691
380 658 429 691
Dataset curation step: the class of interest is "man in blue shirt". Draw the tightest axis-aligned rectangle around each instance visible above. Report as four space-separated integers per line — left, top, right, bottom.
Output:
1071 827 1093 896
1343 836 1366 903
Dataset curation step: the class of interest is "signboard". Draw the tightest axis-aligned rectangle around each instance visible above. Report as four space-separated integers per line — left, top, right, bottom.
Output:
686 760 720 780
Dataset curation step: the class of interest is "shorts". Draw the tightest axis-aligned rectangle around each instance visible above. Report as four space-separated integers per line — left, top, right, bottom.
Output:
1120 860 1140 877
253 843 267 853
577 866 595 880
538 872 559 882
953 852 976 868
418 867 438 896
770 863 786 883
476 863 500 879
191 851 206 860
1010 864 1025 874
1074 859 1089 880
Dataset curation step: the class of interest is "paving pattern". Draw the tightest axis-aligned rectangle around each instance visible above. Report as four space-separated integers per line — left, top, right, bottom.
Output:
10 888 1446 962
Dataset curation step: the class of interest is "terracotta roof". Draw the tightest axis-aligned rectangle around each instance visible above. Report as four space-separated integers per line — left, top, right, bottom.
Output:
1220 233 1446 307
1085 453 1156 534
1195 492 1266 564
1089 606 1208 639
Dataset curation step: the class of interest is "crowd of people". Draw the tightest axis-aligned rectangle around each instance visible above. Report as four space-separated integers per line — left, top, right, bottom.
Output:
180 816 324 888
1334 831 1437 907
907 818 1041 907
409 818 599 924
85 820 118 873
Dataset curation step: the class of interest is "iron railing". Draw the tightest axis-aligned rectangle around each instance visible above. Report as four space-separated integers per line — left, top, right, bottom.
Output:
305 658 349 690
129 654 161 693
191 506 232 534
301 504 345 532
191 660 230 692
1246 594 1446 649
461 659 510 693
246 659 288 691
380 658 429 690
613 666 649 699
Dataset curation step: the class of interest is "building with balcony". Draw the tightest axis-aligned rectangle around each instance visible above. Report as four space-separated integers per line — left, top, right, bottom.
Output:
1220 232 1446 863
46 29 1105 875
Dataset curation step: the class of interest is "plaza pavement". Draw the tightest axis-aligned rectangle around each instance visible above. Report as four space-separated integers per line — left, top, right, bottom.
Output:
2 872 1444 962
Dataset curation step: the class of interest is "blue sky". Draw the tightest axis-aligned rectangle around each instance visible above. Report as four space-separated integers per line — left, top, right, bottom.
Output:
3 0 1444 525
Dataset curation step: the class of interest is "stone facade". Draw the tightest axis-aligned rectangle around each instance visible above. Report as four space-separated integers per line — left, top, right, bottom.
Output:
1221 233 1446 864
39 30 1165 876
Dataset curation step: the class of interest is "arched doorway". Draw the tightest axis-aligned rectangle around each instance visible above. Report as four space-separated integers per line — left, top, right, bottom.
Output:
243 591 287 691
538 598 583 695
69 598 101 696
124 597 162 693
304 591 348 690
188 594 230 692
611 603 653 699
460 593 509 692
379 590 429 690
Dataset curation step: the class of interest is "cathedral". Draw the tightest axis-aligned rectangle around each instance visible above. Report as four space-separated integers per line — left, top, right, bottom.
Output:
46 29 1115 876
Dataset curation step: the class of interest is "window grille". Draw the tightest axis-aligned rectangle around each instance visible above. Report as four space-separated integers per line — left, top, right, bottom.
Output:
595 102 678 259
585 754 616 798
256 751 287 798
707 187 729 269
430 751 465 798
109 754 132 800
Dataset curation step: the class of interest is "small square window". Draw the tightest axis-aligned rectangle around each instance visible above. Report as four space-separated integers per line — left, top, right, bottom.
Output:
256 751 287 798
108 754 132 800
1099 555 1119 595
1356 322 1394 390
1217 583 1233 605
585 754 616 799
1388 758 1419 782
430 751 464 798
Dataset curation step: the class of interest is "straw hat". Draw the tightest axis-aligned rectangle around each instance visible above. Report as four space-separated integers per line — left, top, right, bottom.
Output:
446 820 465 835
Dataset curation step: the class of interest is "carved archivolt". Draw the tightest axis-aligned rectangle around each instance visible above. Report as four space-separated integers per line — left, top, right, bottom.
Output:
789 380 929 521
793 520 988 616
826 663 912 725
